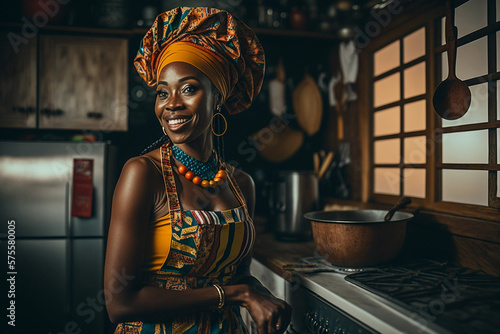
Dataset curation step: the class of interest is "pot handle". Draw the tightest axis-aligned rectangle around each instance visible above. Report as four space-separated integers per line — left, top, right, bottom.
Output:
384 197 412 222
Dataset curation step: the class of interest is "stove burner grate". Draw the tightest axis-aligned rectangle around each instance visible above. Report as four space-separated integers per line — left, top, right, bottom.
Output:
345 259 500 334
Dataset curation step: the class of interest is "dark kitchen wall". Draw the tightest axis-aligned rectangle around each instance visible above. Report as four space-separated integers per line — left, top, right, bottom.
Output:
0 0 362 205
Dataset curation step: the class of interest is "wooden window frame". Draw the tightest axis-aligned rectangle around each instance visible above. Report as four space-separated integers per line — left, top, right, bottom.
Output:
359 0 500 221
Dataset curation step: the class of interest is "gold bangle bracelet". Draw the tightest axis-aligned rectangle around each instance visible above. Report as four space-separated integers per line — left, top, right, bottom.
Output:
213 284 225 309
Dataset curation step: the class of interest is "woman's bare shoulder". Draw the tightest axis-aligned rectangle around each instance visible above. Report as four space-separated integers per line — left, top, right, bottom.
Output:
115 152 163 197
229 165 254 192
228 165 255 216
121 149 161 179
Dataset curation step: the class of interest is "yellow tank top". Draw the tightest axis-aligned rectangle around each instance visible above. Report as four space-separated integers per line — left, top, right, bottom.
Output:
143 213 172 272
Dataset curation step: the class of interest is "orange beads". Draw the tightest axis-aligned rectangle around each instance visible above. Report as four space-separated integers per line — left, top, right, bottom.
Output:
216 170 227 179
178 165 188 175
177 164 226 189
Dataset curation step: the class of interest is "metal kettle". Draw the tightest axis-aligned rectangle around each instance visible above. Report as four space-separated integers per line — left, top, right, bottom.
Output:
270 171 319 241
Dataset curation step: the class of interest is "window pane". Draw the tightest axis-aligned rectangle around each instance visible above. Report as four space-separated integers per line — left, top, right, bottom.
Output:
404 28 425 63
374 139 400 164
374 73 400 108
404 100 426 132
456 37 488 80
498 0 500 21
498 128 500 164
441 40 488 80
498 80 500 121
442 170 488 206
442 83 489 127
455 0 487 38
441 51 447 80
497 32 500 75
374 40 400 76
404 62 426 98
374 168 400 195
442 130 488 164
440 17 445 46
404 136 426 164
404 168 426 198
374 106 400 137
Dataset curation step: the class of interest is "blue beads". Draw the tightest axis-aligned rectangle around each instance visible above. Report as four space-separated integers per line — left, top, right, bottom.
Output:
171 145 217 180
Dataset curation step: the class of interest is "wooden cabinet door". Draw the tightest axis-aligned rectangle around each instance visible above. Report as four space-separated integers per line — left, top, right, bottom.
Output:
0 30 37 128
39 35 128 131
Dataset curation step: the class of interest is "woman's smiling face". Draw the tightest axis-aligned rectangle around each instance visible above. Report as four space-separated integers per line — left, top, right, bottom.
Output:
155 62 219 144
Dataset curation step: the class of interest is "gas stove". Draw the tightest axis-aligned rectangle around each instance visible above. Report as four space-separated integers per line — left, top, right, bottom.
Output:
345 259 500 334
286 258 500 334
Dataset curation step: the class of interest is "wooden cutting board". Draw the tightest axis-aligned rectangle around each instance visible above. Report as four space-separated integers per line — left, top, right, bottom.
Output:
252 122 304 163
293 73 323 136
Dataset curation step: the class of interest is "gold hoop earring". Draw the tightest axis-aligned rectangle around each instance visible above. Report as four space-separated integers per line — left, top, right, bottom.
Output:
162 126 168 136
211 112 227 136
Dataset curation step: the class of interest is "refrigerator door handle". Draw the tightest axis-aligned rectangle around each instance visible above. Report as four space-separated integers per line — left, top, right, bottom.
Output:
65 181 72 314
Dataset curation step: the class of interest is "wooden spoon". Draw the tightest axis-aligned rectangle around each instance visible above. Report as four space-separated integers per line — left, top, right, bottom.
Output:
432 0 471 120
384 197 412 222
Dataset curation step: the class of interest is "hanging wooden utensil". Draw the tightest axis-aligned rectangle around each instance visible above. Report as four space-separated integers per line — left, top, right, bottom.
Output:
293 72 323 136
318 151 334 180
332 70 351 199
313 152 320 176
432 0 471 120
252 122 304 163
333 71 346 137
269 58 287 118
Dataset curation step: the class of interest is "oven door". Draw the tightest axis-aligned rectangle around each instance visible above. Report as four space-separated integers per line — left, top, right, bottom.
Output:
285 280 378 334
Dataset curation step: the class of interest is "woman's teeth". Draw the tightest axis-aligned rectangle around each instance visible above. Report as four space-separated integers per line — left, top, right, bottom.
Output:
168 118 189 125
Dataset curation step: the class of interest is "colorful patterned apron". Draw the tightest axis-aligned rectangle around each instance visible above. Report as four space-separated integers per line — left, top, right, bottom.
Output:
114 143 255 334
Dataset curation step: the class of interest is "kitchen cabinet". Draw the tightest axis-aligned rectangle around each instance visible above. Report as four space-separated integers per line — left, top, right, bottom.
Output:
39 34 128 131
0 30 128 131
0 30 37 128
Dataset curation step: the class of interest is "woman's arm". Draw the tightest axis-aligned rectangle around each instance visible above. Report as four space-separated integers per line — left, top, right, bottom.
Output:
227 170 292 333
104 157 221 324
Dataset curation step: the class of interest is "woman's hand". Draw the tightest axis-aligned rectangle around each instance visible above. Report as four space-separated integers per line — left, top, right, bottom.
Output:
236 284 292 334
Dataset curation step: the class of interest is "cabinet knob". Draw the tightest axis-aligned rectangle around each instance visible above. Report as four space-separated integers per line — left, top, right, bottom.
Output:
40 108 65 116
87 111 103 119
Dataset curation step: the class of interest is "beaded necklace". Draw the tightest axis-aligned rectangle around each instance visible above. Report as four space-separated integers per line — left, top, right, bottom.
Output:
171 145 227 188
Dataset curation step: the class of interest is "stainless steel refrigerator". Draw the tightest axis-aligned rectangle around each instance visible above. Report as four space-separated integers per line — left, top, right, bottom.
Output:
0 141 117 334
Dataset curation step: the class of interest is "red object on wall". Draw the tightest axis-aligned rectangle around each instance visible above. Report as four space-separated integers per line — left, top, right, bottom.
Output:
72 159 93 218
22 0 66 25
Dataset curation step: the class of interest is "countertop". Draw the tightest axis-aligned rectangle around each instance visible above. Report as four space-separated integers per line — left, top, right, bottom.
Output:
251 228 317 280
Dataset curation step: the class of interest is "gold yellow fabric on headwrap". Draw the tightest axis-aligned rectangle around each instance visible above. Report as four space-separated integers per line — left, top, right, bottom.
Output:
134 7 265 115
156 42 230 102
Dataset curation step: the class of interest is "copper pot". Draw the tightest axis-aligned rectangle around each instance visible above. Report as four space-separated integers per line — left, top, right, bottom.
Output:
304 210 413 267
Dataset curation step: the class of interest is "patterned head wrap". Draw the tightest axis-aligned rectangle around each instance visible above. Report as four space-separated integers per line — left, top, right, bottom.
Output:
134 7 265 114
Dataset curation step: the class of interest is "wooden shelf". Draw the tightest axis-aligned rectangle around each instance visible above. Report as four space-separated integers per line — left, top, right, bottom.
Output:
252 27 338 40
0 22 136 36
0 22 337 39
